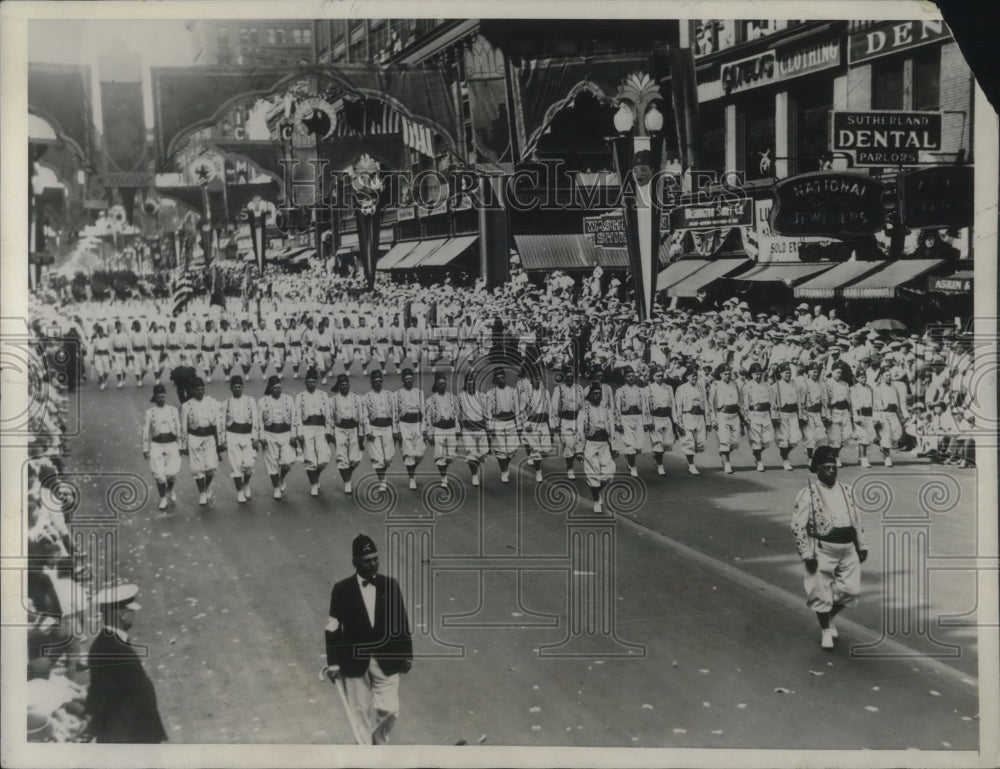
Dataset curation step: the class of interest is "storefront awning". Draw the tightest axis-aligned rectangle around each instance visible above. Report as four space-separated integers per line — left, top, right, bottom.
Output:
734 262 836 286
793 260 888 298
656 259 713 293
514 234 595 271
842 259 945 299
666 259 752 298
928 270 974 294
391 238 448 270
288 249 317 265
418 235 478 268
595 248 630 268
377 240 419 270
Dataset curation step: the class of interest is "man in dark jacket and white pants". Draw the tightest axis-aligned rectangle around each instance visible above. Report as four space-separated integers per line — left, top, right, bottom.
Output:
324 534 412 744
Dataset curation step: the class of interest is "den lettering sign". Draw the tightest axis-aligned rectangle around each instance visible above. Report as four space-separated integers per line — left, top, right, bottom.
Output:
848 20 951 64
770 171 885 237
833 111 942 166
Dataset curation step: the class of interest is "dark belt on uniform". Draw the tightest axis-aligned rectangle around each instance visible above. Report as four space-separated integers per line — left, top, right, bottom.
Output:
651 407 673 418
133 347 146 352
318 346 331 352
152 345 164 350
462 419 486 431
239 344 253 349
336 419 358 429
188 426 215 437
494 410 515 421
265 423 291 433
152 433 177 444
858 407 873 416
399 413 421 424
528 414 548 423
816 526 857 544
184 345 197 350
302 416 326 426
883 403 899 413
167 346 181 351
620 407 641 416
685 406 705 416
274 342 286 348
291 342 302 347
221 344 234 349
376 338 389 344
201 347 215 352
356 339 371 346
433 418 456 429
778 404 798 413
227 423 253 434
587 428 610 442
369 417 392 428
113 348 128 353
806 404 822 413
720 404 740 414
831 401 849 410
559 410 579 420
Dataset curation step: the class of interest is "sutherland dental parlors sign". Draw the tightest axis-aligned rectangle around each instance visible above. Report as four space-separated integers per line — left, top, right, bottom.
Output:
720 37 840 94
770 171 885 238
833 111 942 166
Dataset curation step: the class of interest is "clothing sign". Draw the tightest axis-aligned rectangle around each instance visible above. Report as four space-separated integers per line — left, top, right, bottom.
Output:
848 20 951 64
833 111 942 166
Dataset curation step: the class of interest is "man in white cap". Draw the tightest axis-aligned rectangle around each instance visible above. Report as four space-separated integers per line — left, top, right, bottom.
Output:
85 584 166 743
179 377 221 507
141 383 181 511
218 375 260 504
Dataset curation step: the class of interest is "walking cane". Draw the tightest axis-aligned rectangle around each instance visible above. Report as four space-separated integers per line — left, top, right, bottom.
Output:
319 665 366 745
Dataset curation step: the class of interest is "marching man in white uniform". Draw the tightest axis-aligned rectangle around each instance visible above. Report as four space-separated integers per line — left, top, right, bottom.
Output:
519 368 553 483
577 382 619 514
218 374 260 503
550 366 585 479
395 368 426 490
614 366 650 478
295 367 332 497
709 365 742 475
458 372 490 487
674 367 708 475
330 374 367 495
142 383 181 511
644 365 676 476
179 377 221 507
485 368 522 484
259 375 299 499
363 370 397 494
424 372 461 487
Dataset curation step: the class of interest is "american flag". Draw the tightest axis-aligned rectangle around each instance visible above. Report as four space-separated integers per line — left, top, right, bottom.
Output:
172 273 195 317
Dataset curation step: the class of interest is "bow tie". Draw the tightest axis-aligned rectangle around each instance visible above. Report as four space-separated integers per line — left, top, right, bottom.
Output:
361 578 375 587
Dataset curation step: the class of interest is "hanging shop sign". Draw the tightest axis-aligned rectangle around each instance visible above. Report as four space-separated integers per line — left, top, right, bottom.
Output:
396 206 417 221
928 274 972 294
720 37 841 95
833 111 942 166
898 166 974 229
848 20 951 65
584 212 627 247
670 198 753 230
753 198 827 262
770 171 885 237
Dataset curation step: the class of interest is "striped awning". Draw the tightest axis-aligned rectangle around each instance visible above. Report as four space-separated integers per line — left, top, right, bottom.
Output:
288 249 317 265
734 262 836 286
656 259 712 293
513 234 596 271
595 248 630 268
377 240 418 270
841 259 945 299
666 259 751 297
391 238 448 270
794 260 888 298
419 236 477 267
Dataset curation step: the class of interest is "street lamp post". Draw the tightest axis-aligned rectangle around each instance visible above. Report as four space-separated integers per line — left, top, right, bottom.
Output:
611 73 666 322
245 195 272 325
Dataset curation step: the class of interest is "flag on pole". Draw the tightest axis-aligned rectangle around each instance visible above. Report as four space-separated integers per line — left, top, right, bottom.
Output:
209 265 226 308
172 273 195 317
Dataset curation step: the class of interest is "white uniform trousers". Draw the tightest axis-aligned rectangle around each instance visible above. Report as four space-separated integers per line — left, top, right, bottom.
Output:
877 411 903 448
462 430 490 461
187 434 219 478
341 657 401 746
367 425 395 470
432 428 459 466
583 438 615 487
677 414 706 455
803 410 826 450
715 411 742 453
226 432 257 476
490 420 519 460
804 540 861 613
149 441 181 482
522 420 554 460
774 411 800 449
262 430 295 475
557 417 582 458
827 409 852 449
302 425 331 471
618 414 645 455
334 427 363 469
398 421 425 465
649 416 674 453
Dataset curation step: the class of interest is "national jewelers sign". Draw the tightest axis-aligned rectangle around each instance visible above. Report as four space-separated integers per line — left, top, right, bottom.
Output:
770 171 885 237
833 111 942 166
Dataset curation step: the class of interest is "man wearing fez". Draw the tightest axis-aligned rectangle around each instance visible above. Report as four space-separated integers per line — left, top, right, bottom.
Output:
218 374 260 504
85 584 167 743
295 367 332 497
674 366 708 475
791 446 869 650
425 372 461 487
330 374 368 495
179 377 221 507
363 370 398 494
258 375 299 499
644 364 676 476
577 381 619 514
485 367 523 484
142 383 181 511
324 535 412 745
395 368 426 490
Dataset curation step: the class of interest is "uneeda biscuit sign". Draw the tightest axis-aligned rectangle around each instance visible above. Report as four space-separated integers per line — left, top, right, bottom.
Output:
770 171 885 237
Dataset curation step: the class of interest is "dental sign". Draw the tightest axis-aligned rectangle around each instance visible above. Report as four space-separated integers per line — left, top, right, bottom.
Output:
720 37 840 95
848 20 951 64
833 111 942 166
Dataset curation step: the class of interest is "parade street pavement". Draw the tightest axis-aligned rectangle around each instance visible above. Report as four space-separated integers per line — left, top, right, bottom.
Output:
67 371 981 749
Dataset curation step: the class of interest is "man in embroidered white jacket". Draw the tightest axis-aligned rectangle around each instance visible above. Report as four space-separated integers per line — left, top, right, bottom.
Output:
791 445 870 650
